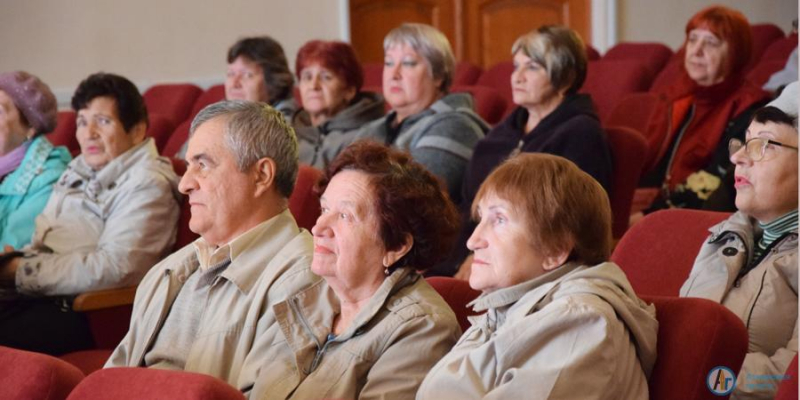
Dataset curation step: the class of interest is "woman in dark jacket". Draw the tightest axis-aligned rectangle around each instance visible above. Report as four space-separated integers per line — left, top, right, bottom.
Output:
440 25 613 278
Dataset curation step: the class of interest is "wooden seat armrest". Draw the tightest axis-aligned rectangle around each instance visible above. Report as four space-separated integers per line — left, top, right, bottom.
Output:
72 286 137 312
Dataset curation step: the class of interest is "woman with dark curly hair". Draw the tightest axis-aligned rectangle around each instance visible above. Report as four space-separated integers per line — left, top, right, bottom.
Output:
251 140 461 400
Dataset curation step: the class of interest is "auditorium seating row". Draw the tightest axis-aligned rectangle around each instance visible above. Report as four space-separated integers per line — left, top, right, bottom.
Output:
3 242 797 400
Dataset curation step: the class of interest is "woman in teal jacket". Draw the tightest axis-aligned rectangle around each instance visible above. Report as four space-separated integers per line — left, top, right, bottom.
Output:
0 71 71 249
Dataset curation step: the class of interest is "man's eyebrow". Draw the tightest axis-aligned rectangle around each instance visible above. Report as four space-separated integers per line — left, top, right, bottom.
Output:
189 153 216 166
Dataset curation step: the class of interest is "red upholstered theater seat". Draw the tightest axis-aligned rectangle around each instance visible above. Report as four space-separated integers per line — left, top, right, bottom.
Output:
748 23 786 69
642 295 748 400
190 84 226 117
585 44 601 61
747 59 790 87
451 85 508 125
50 111 80 156
146 114 176 153
605 126 649 239
607 92 660 140
362 62 383 88
775 355 799 400
66 368 245 400
289 165 323 232
143 84 203 127
426 277 482 332
611 209 731 296
454 61 483 85
580 60 652 121
60 349 113 377
476 61 514 106
603 42 674 81
162 120 191 158
0 345 85 400
762 33 798 63
649 55 683 94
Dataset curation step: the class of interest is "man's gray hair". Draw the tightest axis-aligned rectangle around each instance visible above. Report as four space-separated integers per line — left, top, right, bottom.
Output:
383 23 455 93
191 100 298 198
511 25 588 95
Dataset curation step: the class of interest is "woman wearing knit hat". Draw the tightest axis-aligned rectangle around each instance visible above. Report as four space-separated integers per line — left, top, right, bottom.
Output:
681 82 798 400
0 71 71 249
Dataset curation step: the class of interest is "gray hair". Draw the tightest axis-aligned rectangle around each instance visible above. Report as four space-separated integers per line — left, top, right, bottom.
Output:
190 100 299 198
511 25 588 95
383 23 455 93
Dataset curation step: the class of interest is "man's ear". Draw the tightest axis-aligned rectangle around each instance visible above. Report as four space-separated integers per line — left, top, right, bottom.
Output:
253 157 277 197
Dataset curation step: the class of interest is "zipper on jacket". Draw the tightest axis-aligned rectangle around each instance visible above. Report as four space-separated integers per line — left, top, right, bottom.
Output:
661 104 695 199
741 233 796 328
290 297 331 375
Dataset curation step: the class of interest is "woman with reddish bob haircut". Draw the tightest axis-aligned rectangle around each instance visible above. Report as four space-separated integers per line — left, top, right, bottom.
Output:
250 140 461 399
293 40 385 169
418 153 658 399
638 5 768 213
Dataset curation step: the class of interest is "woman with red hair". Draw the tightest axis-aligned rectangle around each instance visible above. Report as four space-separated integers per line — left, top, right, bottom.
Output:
641 5 769 212
293 40 385 168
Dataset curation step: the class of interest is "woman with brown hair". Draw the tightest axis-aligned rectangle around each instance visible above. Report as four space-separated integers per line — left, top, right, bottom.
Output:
417 153 657 399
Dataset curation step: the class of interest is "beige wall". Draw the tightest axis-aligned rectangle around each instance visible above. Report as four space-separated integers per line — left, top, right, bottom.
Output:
2 0 796 106
0 0 345 106
618 0 798 49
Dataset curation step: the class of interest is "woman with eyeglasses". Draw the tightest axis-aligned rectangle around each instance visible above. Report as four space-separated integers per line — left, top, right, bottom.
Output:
680 82 798 400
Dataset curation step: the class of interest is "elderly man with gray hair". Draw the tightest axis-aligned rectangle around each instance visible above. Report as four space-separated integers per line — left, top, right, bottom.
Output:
106 101 318 393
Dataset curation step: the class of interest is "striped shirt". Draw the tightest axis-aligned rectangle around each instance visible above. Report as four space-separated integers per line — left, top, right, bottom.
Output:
751 209 798 267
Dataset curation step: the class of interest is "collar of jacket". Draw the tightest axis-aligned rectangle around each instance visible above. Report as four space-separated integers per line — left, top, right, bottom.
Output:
383 92 475 132
164 209 302 295
285 267 419 342
468 262 583 313
65 138 158 191
0 136 55 195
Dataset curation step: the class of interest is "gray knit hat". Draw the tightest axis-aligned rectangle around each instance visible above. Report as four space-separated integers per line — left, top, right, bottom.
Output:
0 71 58 134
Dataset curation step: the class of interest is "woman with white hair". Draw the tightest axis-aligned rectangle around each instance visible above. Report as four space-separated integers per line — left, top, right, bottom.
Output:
356 23 488 203
681 82 798 400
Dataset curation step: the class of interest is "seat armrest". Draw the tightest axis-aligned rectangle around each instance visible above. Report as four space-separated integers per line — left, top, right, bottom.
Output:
72 286 137 312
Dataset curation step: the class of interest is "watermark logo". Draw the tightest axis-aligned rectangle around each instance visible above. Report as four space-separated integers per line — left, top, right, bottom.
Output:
707 366 736 396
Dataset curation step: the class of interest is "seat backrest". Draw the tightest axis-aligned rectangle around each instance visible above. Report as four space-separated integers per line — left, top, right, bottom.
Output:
649 55 683 94
146 114 176 153
776 354 799 400
450 85 509 125
66 367 245 400
190 85 226 118
289 165 323 232
605 126 649 238
642 295 748 400
362 62 383 88
586 44 601 61
0 345 85 400
425 277 482 332
162 120 191 158
749 23 786 68
762 33 798 63
143 84 203 127
49 110 80 156
169 158 199 251
607 92 660 144
476 61 514 105
454 61 483 85
603 42 674 78
581 59 652 121
747 59 789 87
611 209 731 296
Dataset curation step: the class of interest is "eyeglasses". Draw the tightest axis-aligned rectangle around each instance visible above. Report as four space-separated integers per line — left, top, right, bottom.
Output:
728 137 798 161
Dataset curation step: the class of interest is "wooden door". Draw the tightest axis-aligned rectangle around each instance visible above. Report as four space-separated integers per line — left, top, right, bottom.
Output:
349 0 458 64
463 0 591 68
349 0 591 68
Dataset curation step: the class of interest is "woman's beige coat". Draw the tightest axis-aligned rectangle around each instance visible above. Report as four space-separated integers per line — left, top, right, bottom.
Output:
681 211 797 400
417 262 658 400
251 267 461 400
